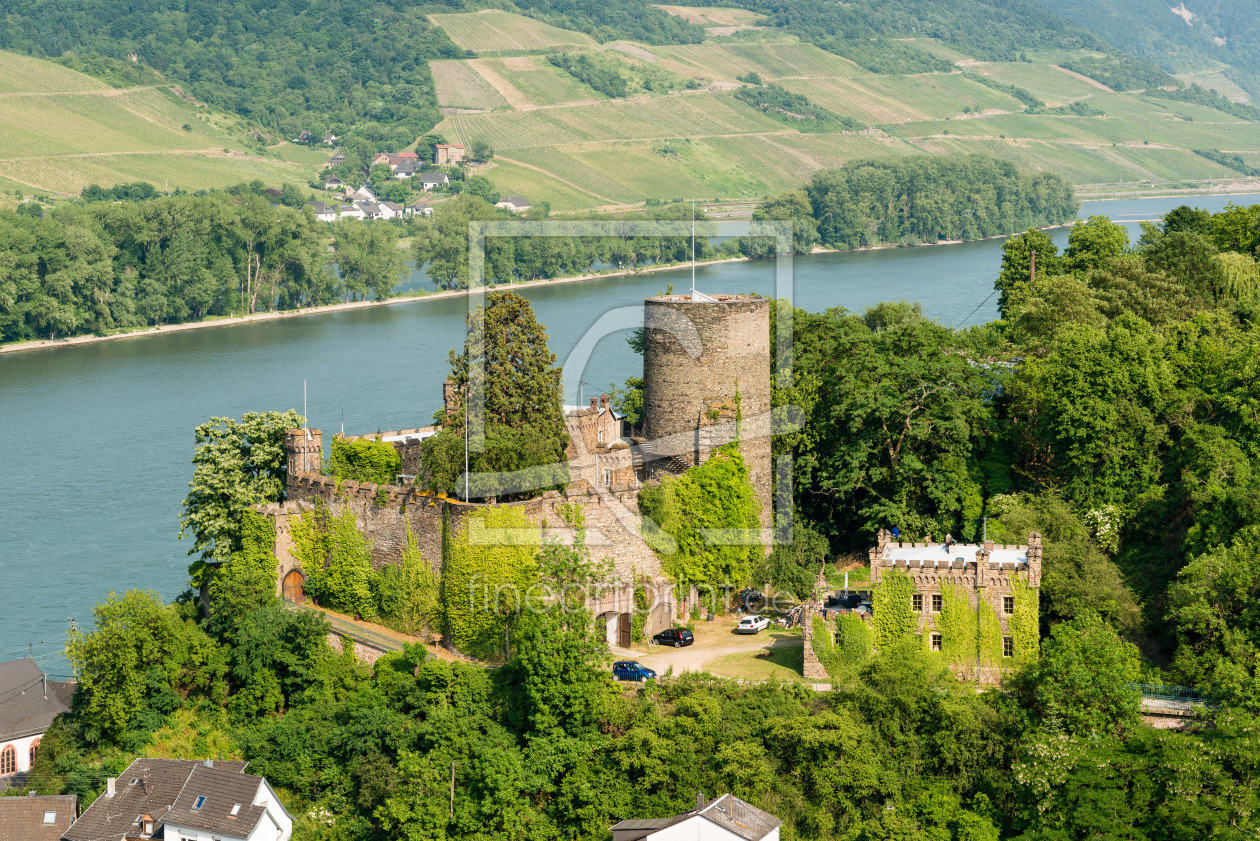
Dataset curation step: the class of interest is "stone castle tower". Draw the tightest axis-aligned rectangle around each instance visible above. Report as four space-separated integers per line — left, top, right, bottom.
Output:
285 427 322 478
640 294 772 529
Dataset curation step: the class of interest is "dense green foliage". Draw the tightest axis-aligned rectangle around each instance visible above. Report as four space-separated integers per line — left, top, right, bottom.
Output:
820 37 953 74
732 84 864 132
0 0 464 143
701 0 1106 62
547 53 628 98
752 520 829 598
755 155 1078 251
293 508 380 620
965 72 1045 111
80 182 161 202
1059 53 1177 91
1038 0 1260 95
0 187 416 345
441 506 539 658
180 409 303 577
638 445 763 590
329 437 403 486
514 0 704 45
1195 148 1260 178
419 291 570 500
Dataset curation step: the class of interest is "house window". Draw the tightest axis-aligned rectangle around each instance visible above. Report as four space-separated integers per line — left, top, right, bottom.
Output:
230 804 241 817
930 633 942 652
42 811 55 825
931 594 942 613
598 427 604 444
1003 636 1014 658
0 745 14 775
191 795 206 811
603 469 612 487
29 737 39 768
1003 595 1015 615
912 593 923 612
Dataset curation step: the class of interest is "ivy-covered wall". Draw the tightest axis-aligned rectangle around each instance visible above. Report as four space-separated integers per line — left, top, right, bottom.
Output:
835 612 874 668
1010 577 1039 665
872 568 916 650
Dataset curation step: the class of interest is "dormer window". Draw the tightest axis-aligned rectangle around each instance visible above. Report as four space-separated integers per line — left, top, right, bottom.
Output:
230 804 241 817
191 795 206 811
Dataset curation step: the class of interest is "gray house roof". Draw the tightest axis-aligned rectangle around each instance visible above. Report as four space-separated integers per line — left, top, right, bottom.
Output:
419 172 448 184
0 795 77 841
0 659 73 741
63 758 270 841
611 794 781 841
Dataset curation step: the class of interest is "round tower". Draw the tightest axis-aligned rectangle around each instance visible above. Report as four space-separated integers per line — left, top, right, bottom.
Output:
641 295 771 529
285 427 323 479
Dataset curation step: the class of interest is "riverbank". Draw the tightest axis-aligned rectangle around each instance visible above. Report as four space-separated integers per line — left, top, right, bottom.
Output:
0 255 752 356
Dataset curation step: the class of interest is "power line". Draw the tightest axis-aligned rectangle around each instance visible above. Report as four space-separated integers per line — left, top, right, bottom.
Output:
958 287 999 329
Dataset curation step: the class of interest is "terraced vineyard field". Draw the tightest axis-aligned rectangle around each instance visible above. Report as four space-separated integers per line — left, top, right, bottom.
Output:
0 52 113 94
651 5 765 27
439 92 784 149
0 50 319 196
977 63 1102 104
653 43 865 81
432 60 511 111
487 57 603 107
428 10 596 53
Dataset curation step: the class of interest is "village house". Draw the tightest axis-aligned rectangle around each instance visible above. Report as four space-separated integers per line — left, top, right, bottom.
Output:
325 148 346 169
304 201 338 223
336 203 365 220
393 160 417 179
0 795 78 841
323 175 345 190
63 758 292 841
495 196 532 213
322 132 337 145
611 794 781 841
434 143 465 164
379 201 404 219
418 172 449 191
0 658 74 785
407 200 434 217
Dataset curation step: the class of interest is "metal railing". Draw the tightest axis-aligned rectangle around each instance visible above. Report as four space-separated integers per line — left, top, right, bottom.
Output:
1130 684 1206 702
280 599 407 653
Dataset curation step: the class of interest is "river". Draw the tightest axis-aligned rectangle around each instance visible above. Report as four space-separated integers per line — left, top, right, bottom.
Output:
1 193 1252 672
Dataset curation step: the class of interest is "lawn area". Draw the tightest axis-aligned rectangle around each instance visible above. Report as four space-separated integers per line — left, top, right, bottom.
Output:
705 638 807 683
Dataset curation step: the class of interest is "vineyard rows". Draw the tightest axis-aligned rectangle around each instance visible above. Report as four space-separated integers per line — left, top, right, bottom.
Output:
428 11 595 53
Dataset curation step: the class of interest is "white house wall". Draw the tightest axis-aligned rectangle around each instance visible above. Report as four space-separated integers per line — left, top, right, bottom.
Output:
649 815 777 841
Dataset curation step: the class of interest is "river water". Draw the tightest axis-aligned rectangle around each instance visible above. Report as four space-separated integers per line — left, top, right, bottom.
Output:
1 194 1252 671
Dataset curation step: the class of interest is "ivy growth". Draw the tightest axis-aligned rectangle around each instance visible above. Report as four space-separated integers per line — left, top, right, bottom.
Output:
872 568 916 651
292 507 379 621
835 612 874 669
936 582 976 666
811 616 841 679
329 436 402 486
1010 577 1040 665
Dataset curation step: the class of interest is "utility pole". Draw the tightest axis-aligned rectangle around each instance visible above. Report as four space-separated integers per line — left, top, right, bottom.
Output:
449 761 456 818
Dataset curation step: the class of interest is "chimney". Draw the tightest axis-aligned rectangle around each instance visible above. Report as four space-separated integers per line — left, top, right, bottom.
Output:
106 777 115 798
696 791 706 810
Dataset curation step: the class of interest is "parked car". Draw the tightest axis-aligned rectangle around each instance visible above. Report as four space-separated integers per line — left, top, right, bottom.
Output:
652 628 694 647
612 661 657 682
735 615 770 634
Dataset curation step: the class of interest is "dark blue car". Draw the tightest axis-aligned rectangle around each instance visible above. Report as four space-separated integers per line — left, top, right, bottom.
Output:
612 661 656 682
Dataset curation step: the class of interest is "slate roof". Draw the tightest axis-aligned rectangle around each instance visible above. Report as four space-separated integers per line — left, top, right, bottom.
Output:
611 794 781 841
498 196 531 208
419 172 448 183
0 659 74 741
0 795 77 841
63 758 269 841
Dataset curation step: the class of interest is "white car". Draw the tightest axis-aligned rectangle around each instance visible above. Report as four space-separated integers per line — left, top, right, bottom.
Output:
735 614 770 634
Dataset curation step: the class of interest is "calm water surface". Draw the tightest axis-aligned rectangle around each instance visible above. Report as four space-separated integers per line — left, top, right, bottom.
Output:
2 194 1252 670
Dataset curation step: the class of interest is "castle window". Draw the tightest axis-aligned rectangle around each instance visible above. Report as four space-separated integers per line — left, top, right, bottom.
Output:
931 594 942 613
598 427 604 444
1003 595 1014 615
930 633 942 652
603 469 612 487
912 593 922 612
1003 636 1014 658
29 738 39 768
0 745 14 775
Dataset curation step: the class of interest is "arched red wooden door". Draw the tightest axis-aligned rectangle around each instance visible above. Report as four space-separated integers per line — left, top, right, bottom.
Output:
282 570 305 604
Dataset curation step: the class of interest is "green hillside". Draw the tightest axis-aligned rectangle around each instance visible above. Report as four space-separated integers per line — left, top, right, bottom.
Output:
0 52 322 197
419 12 1260 211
